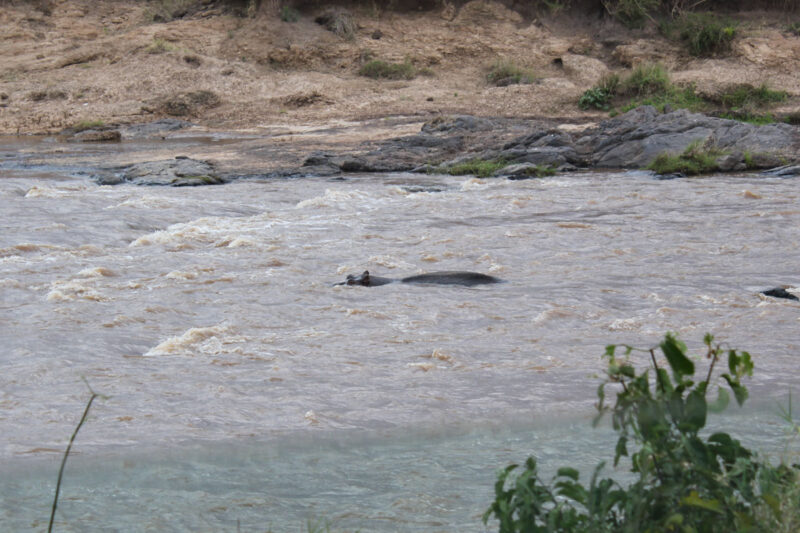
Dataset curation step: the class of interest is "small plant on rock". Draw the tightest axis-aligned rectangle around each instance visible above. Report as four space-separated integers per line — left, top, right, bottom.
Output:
647 139 723 175
445 158 509 178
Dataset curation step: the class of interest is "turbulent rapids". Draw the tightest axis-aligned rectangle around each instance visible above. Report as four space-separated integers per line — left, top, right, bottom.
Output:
1 136 798 531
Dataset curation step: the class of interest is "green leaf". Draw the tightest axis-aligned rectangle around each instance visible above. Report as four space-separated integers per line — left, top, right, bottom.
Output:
722 374 749 406
661 334 695 377
707 387 730 413
655 367 674 394
681 490 723 513
731 383 748 406
614 435 628 466
555 480 587 503
557 467 580 481
684 389 707 431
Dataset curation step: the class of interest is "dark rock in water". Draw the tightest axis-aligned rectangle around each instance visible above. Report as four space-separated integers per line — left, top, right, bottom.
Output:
97 158 224 186
60 124 121 143
493 162 549 179
762 165 800 178
653 172 685 180
70 128 121 142
336 270 503 287
761 288 799 301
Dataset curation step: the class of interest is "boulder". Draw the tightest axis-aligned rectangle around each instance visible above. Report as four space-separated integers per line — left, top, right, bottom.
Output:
578 107 799 169
70 128 121 142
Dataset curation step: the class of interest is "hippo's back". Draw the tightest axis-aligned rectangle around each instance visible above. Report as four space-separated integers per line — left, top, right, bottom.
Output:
401 271 502 286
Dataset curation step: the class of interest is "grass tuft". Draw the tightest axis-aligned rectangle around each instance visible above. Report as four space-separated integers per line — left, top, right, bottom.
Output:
145 38 174 54
315 8 356 40
358 59 416 80
72 120 105 132
618 62 670 97
486 59 536 86
713 83 788 111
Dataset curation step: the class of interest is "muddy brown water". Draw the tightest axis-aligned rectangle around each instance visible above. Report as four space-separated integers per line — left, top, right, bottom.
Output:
1 136 798 531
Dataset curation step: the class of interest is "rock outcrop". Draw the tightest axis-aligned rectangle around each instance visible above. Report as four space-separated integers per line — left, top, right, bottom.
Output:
96 157 224 186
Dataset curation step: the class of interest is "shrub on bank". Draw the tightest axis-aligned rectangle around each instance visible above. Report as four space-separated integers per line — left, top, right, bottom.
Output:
358 59 416 80
485 333 800 532
663 11 738 57
579 63 704 114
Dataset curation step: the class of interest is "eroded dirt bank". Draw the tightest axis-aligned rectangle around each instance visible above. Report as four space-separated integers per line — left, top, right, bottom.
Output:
2 0 800 136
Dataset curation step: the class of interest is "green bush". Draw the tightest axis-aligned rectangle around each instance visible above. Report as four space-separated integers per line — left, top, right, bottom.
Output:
485 333 800 532
788 22 800 35
668 12 738 57
486 59 536 86
280 5 300 22
647 139 722 175
358 59 416 80
579 65 708 114
579 87 613 110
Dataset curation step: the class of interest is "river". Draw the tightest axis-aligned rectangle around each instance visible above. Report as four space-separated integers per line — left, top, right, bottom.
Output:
1 135 798 531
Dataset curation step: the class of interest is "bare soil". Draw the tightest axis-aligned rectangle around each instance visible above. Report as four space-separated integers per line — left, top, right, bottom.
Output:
1 0 799 136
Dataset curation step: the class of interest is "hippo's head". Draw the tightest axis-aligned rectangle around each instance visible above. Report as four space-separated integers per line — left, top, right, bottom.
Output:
344 270 372 286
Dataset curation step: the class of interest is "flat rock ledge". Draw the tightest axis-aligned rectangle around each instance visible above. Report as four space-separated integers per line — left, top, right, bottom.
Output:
96 157 224 186
87 108 800 186
292 107 799 181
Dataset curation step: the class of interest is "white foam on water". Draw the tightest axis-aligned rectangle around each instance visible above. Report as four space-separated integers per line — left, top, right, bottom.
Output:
46 279 106 302
295 188 374 209
144 324 239 356
24 184 89 198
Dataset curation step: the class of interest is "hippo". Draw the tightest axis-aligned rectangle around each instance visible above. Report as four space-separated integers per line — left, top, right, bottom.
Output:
336 270 503 287
761 287 799 301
